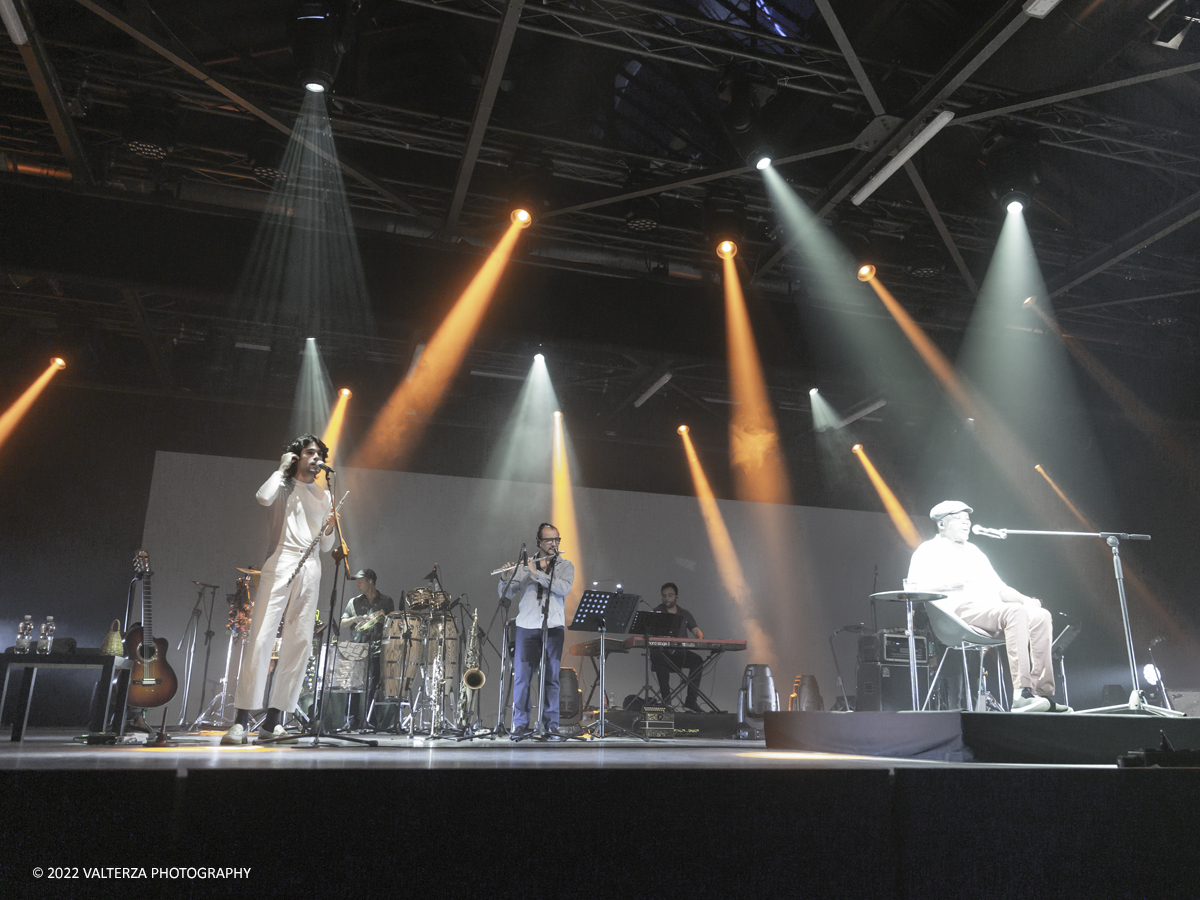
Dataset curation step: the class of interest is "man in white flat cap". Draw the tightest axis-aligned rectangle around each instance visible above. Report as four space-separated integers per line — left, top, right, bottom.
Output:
906 500 1070 713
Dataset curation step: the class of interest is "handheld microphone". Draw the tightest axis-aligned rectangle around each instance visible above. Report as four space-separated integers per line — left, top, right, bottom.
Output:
971 524 1007 540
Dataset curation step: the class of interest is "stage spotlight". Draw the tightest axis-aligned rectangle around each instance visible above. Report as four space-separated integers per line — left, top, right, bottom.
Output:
716 239 738 260
123 92 178 162
511 207 533 227
677 424 689 434
754 154 772 170
1143 663 1160 686
1004 191 1028 214
339 388 351 398
1023 296 1036 308
51 357 65 369
554 410 563 419
291 1 346 93
857 264 876 281
534 353 544 362
809 388 818 396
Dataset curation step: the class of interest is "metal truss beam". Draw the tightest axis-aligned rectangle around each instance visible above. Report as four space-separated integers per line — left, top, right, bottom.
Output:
443 0 524 234
71 0 422 216
1050 190 1200 301
6 0 93 184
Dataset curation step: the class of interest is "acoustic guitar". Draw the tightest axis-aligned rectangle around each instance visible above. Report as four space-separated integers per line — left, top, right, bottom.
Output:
124 550 179 709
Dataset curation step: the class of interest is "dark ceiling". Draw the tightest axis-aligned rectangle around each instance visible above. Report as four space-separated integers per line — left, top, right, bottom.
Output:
2 0 1200 453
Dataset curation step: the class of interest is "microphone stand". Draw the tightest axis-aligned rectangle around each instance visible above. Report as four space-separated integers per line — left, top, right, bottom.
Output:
514 553 559 742
263 471 379 747
828 627 852 711
983 527 1182 717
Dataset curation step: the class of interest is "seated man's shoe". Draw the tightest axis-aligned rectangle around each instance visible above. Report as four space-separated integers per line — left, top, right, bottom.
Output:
220 724 249 745
682 700 704 714
1044 698 1073 713
1011 688 1051 713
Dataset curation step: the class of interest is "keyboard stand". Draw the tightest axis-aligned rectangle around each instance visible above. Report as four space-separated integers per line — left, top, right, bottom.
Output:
656 648 728 713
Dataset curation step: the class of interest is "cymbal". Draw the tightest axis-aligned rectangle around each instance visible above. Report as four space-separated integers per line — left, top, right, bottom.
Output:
236 566 261 575
870 590 947 602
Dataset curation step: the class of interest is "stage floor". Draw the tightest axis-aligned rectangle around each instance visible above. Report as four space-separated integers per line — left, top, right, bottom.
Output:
0 726 1049 771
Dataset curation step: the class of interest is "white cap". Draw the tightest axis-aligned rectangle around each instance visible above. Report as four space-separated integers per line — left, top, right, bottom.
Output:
930 500 973 521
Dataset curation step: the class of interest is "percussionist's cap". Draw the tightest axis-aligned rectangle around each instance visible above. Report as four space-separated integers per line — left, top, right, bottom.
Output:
929 500 973 521
353 568 377 582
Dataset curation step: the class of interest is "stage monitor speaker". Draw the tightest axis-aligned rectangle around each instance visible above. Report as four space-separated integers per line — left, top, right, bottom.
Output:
855 661 929 711
1167 690 1200 716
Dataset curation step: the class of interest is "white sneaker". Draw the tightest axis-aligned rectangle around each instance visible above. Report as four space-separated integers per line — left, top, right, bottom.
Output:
1011 690 1051 713
220 723 249 745
256 724 295 743
1044 699 1073 713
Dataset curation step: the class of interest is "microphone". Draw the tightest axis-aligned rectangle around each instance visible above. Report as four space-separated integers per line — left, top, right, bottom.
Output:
316 462 334 474
971 524 1007 540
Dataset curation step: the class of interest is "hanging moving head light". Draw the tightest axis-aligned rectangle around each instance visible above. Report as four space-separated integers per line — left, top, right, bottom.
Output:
292 1 358 93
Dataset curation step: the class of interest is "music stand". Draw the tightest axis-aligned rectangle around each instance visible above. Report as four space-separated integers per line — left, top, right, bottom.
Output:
628 610 681 707
568 591 646 740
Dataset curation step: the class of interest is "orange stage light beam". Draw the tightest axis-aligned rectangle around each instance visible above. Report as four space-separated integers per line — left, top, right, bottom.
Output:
0 358 65 454
355 221 525 469
321 388 352 469
851 444 921 549
552 411 585 612
679 427 776 665
722 255 791 505
1033 464 1091 527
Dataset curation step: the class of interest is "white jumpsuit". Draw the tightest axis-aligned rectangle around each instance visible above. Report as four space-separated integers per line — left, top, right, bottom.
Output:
234 470 335 712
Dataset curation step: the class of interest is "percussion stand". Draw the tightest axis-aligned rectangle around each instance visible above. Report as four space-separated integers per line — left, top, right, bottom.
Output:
261 480 378 748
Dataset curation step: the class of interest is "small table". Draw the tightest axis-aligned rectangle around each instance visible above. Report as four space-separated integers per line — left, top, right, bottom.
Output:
868 592 946 711
0 649 132 742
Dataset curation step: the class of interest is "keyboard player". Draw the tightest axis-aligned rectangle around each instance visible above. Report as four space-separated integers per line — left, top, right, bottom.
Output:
652 583 705 713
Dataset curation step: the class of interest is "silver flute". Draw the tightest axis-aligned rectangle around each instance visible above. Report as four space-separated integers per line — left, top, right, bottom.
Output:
489 552 555 576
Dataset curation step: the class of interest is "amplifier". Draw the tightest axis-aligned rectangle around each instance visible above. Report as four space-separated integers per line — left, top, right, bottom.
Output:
854 661 929 712
635 706 674 738
559 667 582 726
857 630 929 665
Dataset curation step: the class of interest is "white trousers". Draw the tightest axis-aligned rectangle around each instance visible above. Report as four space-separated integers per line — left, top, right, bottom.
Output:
234 551 320 712
955 598 1055 696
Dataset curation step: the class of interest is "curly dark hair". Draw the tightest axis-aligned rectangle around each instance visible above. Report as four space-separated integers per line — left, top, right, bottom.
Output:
284 433 328 479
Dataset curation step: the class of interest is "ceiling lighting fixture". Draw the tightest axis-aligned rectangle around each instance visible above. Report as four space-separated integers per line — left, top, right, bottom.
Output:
857 264 876 281
716 240 738 260
1022 0 1063 19
851 110 955 206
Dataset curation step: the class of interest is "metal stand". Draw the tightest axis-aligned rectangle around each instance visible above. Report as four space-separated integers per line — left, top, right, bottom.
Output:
982 527 1182 717
570 590 645 741
870 591 946 712
262 476 378 746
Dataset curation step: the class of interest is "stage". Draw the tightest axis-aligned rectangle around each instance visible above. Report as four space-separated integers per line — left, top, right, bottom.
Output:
2 723 1199 899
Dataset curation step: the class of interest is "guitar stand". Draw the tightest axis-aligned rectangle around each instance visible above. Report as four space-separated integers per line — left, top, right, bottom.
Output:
144 708 174 747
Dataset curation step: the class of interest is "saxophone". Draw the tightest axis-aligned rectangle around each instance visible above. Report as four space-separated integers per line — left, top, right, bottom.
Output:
458 608 485 726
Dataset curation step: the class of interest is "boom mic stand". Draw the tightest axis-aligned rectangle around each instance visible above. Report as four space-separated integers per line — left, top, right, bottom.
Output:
976 526 1183 717
262 475 378 747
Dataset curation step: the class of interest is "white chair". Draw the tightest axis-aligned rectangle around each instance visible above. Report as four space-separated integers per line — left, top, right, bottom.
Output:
921 601 1009 711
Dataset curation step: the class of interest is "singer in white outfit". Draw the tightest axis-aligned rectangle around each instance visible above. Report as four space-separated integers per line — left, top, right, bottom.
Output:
906 500 1070 713
222 434 336 744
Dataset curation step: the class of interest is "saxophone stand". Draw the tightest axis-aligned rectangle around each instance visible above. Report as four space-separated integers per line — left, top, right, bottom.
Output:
983 527 1183 717
262 481 378 747
572 590 646 741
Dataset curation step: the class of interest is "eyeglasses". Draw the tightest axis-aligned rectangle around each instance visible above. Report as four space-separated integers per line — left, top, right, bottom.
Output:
538 537 561 544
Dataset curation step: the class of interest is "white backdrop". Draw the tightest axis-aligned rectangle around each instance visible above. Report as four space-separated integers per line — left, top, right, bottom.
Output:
141 451 918 724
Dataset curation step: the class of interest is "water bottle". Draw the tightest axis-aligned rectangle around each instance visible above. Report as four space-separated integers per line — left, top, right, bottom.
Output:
36 616 55 655
14 616 33 654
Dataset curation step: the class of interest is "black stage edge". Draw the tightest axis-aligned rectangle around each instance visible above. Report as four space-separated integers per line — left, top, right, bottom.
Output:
5 765 1200 897
765 710 1200 764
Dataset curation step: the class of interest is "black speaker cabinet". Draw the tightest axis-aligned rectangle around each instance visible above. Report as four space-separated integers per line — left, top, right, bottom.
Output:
855 661 930 711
